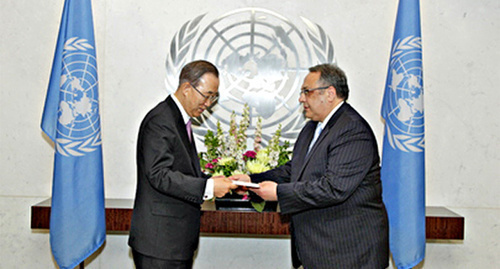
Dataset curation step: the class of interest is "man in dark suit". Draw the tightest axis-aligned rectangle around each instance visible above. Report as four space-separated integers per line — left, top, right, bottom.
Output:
233 64 389 269
128 60 237 269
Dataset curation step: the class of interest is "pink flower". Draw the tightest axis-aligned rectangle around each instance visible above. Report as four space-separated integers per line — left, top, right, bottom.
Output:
243 150 257 159
205 163 214 169
243 150 257 162
212 158 219 164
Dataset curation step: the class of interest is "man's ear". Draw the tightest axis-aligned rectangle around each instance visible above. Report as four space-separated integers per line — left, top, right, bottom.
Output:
181 82 191 96
328 86 337 101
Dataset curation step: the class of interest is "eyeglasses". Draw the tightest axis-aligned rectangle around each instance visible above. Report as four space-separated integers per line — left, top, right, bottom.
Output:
190 83 219 103
300 86 330 96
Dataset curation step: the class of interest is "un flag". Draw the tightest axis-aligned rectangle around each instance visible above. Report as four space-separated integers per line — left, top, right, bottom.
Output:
381 0 426 268
41 0 106 268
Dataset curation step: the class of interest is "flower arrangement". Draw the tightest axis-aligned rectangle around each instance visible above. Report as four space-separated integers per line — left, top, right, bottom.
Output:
199 104 291 211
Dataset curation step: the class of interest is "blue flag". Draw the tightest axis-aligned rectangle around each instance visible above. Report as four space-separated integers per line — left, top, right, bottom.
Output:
41 0 106 268
381 0 425 268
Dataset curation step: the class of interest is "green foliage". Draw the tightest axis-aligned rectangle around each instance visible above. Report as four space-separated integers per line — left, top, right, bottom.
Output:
251 201 266 213
278 140 291 166
204 130 220 161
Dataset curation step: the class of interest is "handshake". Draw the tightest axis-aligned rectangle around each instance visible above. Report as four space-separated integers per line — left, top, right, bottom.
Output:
212 174 278 201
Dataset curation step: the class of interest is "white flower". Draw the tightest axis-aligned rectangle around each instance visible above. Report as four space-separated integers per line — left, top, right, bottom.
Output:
269 150 279 168
253 117 262 151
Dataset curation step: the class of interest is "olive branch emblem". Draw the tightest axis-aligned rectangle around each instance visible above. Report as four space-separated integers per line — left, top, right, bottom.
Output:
391 35 421 57
301 17 334 63
385 124 424 153
165 14 205 89
63 37 94 51
56 133 102 157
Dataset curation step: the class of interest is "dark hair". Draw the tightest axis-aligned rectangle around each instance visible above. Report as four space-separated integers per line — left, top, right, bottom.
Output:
179 60 219 87
309 64 349 100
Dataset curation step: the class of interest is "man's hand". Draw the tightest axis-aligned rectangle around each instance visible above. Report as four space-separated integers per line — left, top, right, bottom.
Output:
229 174 251 195
250 181 278 201
229 174 250 182
213 176 237 198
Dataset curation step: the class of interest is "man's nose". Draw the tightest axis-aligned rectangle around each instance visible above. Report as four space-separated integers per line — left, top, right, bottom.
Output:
204 98 213 106
298 93 305 103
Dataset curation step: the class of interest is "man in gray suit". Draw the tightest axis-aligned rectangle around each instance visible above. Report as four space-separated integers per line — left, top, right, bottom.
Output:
128 60 237 269
233 64 389 269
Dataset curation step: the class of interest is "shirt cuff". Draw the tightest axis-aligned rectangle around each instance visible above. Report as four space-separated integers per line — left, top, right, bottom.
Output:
203 178 214 200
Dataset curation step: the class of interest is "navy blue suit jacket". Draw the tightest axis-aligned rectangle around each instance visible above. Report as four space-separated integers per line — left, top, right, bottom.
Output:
251 103 389 269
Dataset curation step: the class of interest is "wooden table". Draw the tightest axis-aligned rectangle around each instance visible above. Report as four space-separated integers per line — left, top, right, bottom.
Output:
30 198 464 240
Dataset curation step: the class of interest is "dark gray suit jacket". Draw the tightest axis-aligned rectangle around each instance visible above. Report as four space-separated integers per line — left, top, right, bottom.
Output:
251 103 389 269
128 96 208 261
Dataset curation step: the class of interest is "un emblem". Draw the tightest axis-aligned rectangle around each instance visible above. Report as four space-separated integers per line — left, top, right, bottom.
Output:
56 38 102 156
165 8 335 145
384 36 424 152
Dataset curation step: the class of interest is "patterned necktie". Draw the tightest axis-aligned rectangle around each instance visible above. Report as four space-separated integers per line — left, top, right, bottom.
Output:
186 119 192 142
307 123 323 155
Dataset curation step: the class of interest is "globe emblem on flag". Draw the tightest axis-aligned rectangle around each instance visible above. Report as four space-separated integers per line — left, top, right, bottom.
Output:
384 36 424 152
56 49 101 156
165 8 335 145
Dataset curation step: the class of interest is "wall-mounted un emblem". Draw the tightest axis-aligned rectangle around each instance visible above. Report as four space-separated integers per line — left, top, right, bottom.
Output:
165 8 335 146
383 36 424 152
56 38 102 156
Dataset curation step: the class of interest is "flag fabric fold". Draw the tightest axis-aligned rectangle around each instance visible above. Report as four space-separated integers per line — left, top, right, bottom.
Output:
41 0 105 268
381 0 426 268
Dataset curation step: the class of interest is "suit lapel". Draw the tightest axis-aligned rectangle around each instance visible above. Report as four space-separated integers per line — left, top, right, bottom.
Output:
167 97 201 177
296 128 331 180
189 129 202 177
295 103 349 180
292 122 315 181
299 122 317 160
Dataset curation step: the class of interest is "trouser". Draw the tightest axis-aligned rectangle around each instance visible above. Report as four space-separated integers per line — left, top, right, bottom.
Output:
132 249 193 269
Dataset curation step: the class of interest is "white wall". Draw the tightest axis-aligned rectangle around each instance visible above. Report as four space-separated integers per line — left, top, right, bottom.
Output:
1 0 499 268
